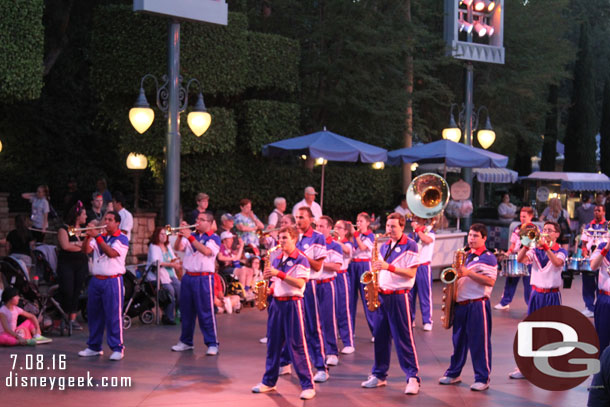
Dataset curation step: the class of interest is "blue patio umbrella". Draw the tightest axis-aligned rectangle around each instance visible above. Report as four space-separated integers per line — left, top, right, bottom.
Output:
262 128 388 209
387 139 508 169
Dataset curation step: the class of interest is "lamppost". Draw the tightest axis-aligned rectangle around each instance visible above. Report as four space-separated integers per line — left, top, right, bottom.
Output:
442 103 496 149
126 153 148 211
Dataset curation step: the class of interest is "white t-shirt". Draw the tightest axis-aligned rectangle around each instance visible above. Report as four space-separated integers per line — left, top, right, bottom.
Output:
0 305 23 334
118 208 134 241
292 199 322 221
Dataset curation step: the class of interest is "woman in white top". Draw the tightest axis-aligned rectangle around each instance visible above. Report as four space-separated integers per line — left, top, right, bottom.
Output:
147 227 182 325
497 193 518 222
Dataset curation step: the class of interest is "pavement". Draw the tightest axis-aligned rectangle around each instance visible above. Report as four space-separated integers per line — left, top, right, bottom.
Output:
0 275 594 407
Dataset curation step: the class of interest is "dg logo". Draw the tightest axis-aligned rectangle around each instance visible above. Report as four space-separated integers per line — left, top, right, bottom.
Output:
513 305 600 391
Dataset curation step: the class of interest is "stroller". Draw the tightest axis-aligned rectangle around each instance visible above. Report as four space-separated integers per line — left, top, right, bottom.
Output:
122 263 169 329
0 256 72 336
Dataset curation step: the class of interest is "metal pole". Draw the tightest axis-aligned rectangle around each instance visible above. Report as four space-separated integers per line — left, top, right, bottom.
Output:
320 162 325 211
165 19 181 227
462 61 474 231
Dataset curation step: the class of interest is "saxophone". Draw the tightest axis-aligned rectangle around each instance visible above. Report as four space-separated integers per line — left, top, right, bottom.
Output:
440 248 468 329
253 245 281 311
360 233 385 312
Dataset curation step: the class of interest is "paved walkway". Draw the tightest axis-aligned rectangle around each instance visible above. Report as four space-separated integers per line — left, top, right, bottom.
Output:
1 276 592 406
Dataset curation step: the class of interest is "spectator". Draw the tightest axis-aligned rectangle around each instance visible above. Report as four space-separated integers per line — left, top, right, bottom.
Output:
234 256 259 301
22 185 50 243
234 199 265 248
112 192 134 241
0 286 52 346
267 197 286 228
146 227 181 325
188 193 212 225
5 215 35 272
596 193 605 207
394 196 412 220
56 202 89 331
87 193 105 224
292 186 322 221
576 194 596 233
540 197 571 248
217 231 244 275
497 193 518 222
95 178 112 209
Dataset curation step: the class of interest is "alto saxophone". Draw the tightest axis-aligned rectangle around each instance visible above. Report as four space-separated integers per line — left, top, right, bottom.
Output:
360 233 386 312
253 245 281 311
440 247 468 329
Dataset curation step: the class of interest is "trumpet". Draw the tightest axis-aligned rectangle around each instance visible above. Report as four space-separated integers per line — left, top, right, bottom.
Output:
256 228 281 238
518 225 549 248
165 224 196 235
68 225 107 236
28 227 58 235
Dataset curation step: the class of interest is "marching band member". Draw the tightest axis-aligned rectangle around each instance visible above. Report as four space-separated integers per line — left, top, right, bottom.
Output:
315 216 343 366
408 216 435 331
580 204 607 318
79 211 129 361
251 226 316 400
295 207 328 382
334 220 356 354
439 223 497 391
509 221 567 379
590 233 610 354
360 213 421 395
494 207 535 310
348 212 378 338
171 213 221 356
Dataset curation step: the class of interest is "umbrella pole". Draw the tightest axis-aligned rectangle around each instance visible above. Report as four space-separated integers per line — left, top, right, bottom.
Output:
320 162 325 211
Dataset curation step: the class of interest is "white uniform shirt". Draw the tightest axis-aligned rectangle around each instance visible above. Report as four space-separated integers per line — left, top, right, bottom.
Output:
296 227 326 280
352 231 374 260
524 245 567 289
270 250 310 298
339 239 353 270
377 234 419 290
592 243 610 292
409 229 435 264
456 247 497 302
88 230 129 276
181 231 221 273
319 238 342 280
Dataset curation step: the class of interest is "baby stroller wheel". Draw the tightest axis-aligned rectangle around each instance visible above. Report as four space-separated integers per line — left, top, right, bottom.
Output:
139 310 154 325
123 315 132 330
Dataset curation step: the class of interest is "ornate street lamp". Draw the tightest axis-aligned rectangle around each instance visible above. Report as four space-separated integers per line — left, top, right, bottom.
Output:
442 103 496 150
126 153 148 211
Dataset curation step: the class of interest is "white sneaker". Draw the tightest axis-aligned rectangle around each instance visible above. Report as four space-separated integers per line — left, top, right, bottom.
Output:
171 341 194 352
109 351 124 361
361 375 387 388
300 389 316 400
326 355 339 366
259 337 268 344
314 370 329 383
423 323 433 331
509 368 525 379
279 365 292 375
494 303 510 310
438 376 461 385
206 345 219 356
78 348 103 357
582 309 594 318
405 377 420 395
252 383 276 393
470 381 489 391
341 346 355 354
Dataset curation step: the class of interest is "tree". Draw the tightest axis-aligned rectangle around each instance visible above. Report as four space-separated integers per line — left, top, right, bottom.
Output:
541 85 559 171
600 78 610 176
564 24 598 172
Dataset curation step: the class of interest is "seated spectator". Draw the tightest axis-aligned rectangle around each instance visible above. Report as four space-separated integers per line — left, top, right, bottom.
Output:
234 199 265 249
394 196 412 220
188 192 211 225
0 287 51 346
87 193 105 224
5 215 35 272
234 256 259 301
498 193 518 222
146 227 182 325
213 274 240 314
218 231 244 275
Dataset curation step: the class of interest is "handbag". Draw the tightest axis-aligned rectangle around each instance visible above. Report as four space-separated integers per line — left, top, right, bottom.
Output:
557 211 571 238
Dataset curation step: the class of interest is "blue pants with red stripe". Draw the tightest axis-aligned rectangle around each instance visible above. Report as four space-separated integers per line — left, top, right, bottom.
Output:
334 271 354 348
348 261 378 336
87 276 124 353
316 278 339 356
280 280 326 370
595 293 610 354
583 273 598 312
444 299 492 383
262 299 315 390
408 264 432 325
179 274 218 347
527 290 561 315
499 266 531 306
371 292 419 382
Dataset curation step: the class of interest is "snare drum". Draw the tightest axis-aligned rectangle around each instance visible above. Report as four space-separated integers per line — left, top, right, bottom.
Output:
500 254 529 277
566 257 582 274
579 258 597 277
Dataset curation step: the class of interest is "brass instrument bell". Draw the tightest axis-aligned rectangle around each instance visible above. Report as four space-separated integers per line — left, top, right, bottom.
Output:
406 173 450 219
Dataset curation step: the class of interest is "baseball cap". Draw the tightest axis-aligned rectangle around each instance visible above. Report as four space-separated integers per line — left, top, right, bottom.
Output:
304 186 318 195
220 231 235 241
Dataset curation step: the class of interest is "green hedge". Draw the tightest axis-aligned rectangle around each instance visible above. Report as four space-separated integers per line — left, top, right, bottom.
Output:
0 0 44 100
240 99 300 154
246 31 299 93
